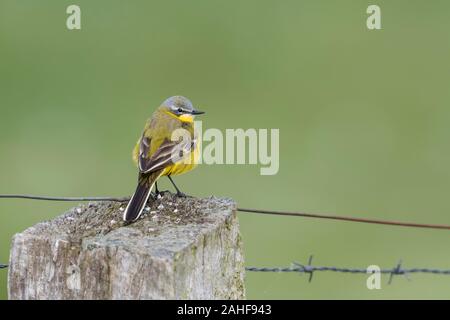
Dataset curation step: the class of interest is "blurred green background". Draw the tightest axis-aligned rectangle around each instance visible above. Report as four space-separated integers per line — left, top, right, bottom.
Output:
1 0 450 299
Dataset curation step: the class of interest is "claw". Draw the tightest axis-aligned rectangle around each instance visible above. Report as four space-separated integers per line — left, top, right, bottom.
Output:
176 191 192 198
149 192 157 201
176 191 186 198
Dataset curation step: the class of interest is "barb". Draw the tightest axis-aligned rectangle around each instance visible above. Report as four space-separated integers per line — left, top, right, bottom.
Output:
245 258 450 283
1 193 450 231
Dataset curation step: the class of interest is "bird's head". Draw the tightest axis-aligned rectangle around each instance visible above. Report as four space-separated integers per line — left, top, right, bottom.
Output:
159 96 205 123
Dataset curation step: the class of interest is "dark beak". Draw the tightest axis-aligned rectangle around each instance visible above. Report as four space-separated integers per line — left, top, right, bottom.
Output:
190 109 205 115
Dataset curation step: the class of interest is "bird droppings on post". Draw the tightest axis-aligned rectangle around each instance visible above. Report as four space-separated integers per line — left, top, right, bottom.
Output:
47 192 236 238
7 192 244 299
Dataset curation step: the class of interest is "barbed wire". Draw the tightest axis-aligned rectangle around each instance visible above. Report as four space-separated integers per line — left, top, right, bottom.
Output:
1 194 450 231
245 256 450 284
1 197 450 286
2 256 450 284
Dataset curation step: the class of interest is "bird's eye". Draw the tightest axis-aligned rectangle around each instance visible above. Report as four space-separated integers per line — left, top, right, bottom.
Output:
177 108 183 113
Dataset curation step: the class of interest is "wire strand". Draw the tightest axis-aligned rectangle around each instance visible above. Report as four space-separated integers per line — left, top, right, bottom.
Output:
237 208 450 231
3 260 450 281
245 266 450 274
0 194 129 202
244 256 450 284
1 194 450 231
245 263 450 275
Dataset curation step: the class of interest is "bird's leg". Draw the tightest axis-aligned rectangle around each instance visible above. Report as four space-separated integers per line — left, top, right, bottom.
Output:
167 175 188 197
150 181 160 199
153 180 169 197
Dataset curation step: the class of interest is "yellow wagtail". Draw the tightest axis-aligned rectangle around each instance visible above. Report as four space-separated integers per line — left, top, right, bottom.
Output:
123 96 204 222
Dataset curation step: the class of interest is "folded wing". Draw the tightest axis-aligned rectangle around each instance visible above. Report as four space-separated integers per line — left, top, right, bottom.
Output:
138 136 196 174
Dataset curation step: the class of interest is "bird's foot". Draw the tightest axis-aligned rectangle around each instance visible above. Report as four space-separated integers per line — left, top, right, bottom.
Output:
176 191 192 198
155 190 170 198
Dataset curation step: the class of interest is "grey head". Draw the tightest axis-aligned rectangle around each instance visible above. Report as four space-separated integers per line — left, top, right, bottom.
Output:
160 96 204 116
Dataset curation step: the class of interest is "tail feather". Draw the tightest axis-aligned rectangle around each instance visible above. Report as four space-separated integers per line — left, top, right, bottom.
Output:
123 171 162 222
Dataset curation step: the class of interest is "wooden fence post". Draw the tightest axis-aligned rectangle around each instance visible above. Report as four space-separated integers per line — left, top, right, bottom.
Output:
7 193 245 299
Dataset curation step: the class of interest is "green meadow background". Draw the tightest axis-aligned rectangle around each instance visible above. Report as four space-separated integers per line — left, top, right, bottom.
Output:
2 0 450 299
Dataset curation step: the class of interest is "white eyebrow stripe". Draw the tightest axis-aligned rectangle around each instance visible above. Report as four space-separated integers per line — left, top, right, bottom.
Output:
171 105 189 113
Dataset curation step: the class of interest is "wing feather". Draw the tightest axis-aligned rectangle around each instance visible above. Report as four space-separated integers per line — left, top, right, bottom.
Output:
139 136 196 174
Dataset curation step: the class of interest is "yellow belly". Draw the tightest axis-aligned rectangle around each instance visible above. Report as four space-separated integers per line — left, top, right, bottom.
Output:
132 131 200 177
162 143 200 177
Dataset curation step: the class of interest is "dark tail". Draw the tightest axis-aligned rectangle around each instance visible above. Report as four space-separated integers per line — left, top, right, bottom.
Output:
123 171 162 222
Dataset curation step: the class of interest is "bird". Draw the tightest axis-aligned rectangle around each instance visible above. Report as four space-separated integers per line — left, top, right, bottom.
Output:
123 96 205 222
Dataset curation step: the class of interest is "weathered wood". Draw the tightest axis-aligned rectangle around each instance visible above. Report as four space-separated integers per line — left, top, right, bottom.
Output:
7 193 245 300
